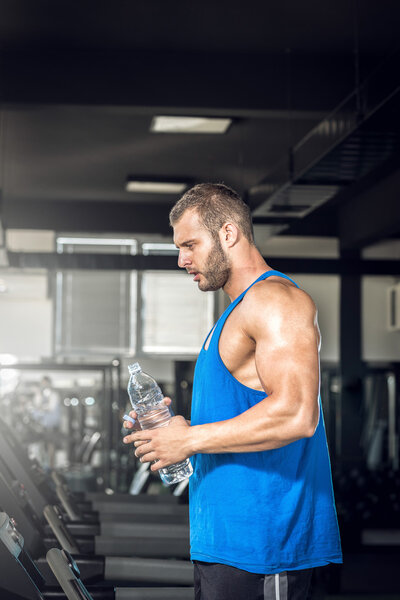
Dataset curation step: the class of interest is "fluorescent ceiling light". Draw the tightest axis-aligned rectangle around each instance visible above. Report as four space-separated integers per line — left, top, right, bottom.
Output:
126 180 188 194
150 116 232 134
57 237 136 246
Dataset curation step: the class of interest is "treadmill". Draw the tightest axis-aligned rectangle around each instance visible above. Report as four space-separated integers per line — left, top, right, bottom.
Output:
0 511 194 600
0 449 190 556
0 453 192 587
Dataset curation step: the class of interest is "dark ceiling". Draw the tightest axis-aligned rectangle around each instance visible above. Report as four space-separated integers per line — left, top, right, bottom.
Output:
0 0 399 247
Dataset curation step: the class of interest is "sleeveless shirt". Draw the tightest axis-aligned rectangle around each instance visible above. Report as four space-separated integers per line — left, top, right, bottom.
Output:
189 270 342 574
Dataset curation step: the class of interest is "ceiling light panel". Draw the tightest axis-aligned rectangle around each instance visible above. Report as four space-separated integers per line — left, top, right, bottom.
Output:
150 116 232 134
56 237 136 246
126 180 188 194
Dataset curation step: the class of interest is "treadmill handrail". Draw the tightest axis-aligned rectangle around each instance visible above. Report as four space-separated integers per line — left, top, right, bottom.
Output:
43 505 80 555
46 547 92 600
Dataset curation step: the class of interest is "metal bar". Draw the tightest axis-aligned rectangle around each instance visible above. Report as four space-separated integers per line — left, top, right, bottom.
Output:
0 362 114 371
102 368 110 489
335 377 342 461
387 372 398 470
113 359 123 491
7 251 179 271
106 367 114 490
3 199 172 234
7 251 400 275
54 271 64 354
339 256 364 463
136 271 144 354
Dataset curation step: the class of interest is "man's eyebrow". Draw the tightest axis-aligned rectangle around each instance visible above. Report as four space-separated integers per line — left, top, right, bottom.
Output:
175 239 195 248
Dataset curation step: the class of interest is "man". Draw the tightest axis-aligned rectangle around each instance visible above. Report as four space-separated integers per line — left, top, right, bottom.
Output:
124 183 342 600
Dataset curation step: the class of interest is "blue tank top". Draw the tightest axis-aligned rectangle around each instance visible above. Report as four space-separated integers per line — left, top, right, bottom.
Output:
189 270 342 574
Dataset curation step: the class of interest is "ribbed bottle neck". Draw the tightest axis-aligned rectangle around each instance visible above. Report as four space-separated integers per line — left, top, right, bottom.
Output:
128 362 141 375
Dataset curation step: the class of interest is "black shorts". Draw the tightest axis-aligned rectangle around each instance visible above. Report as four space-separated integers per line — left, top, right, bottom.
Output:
193 561 313 600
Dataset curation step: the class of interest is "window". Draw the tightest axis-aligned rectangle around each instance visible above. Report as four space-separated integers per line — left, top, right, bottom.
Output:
141 272 214 355
55 236 137 357
55 270 135 356
54 237 214 358
56 236 137 255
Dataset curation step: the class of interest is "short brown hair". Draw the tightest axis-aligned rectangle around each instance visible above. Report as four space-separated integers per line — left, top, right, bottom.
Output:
169 183 254 243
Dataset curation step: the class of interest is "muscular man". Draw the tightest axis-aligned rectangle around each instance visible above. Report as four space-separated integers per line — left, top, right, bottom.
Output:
124 183 342 600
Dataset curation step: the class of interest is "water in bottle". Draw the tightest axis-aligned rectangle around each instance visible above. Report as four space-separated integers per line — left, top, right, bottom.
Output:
127 362 193 485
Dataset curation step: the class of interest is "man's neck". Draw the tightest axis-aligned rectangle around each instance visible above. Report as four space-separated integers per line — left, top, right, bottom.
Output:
222 246 272 302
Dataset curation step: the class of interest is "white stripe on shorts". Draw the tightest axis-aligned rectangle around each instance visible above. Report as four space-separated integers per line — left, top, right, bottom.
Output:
263 571 288 600
275 573 280 600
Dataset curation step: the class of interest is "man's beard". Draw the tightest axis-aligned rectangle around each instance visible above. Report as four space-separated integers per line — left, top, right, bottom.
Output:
198 237 230 292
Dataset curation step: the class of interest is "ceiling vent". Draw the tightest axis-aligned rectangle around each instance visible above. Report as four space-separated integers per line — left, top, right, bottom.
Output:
250 50 400 224
253 184 340 218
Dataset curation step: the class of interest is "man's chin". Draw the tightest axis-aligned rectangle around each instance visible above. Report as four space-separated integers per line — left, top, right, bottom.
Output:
197 281 208 292
197 278 210 292
196 266 229 292
198 279 222 292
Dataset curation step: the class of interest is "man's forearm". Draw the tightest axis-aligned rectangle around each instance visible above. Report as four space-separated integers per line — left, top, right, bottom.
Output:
127 393 318 470
187 395 318 455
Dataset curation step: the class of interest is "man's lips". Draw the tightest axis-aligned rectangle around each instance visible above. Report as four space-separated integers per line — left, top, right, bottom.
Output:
188 270 200 281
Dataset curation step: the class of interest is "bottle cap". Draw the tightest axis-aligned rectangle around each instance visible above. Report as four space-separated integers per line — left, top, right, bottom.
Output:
128 363 141 375
123 414 136 425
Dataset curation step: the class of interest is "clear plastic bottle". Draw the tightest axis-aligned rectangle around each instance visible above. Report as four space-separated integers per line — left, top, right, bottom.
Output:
127 363 193 485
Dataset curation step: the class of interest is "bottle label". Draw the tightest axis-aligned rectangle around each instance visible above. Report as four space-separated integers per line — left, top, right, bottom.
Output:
137 404 171 430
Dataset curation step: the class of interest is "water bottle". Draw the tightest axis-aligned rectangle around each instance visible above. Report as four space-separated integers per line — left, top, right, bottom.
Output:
127 363 193 485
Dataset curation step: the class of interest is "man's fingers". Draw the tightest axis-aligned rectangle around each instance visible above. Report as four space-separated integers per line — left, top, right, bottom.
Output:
123 431 144 444
150 460 167 472
134 440 147 448
134 441 152 457
123 412 138 430
138 451 159 464
123 427 152 443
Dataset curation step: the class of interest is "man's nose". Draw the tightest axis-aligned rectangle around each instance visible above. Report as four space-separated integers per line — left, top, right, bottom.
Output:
178 250 190 269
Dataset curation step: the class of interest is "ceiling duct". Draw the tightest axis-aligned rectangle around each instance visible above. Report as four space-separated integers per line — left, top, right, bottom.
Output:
250 50 400 222
254 183 341 218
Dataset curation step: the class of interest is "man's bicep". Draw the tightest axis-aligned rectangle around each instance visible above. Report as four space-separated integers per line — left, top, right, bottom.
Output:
252 297 320 427
255 330 319 398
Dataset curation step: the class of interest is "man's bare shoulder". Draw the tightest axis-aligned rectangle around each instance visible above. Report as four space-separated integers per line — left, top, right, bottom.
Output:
240 277 317 331
243 277 315 308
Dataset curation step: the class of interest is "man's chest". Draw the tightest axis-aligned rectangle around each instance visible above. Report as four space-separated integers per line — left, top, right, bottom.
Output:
216 308 263 391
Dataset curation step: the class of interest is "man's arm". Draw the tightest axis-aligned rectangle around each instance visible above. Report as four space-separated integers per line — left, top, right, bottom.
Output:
127 282 321 469
188 283 320 453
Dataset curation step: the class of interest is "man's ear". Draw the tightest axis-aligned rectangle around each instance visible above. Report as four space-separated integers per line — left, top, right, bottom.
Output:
220 222 239 247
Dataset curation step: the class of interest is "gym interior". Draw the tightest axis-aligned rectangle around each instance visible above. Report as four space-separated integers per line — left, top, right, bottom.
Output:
0 2 399 599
